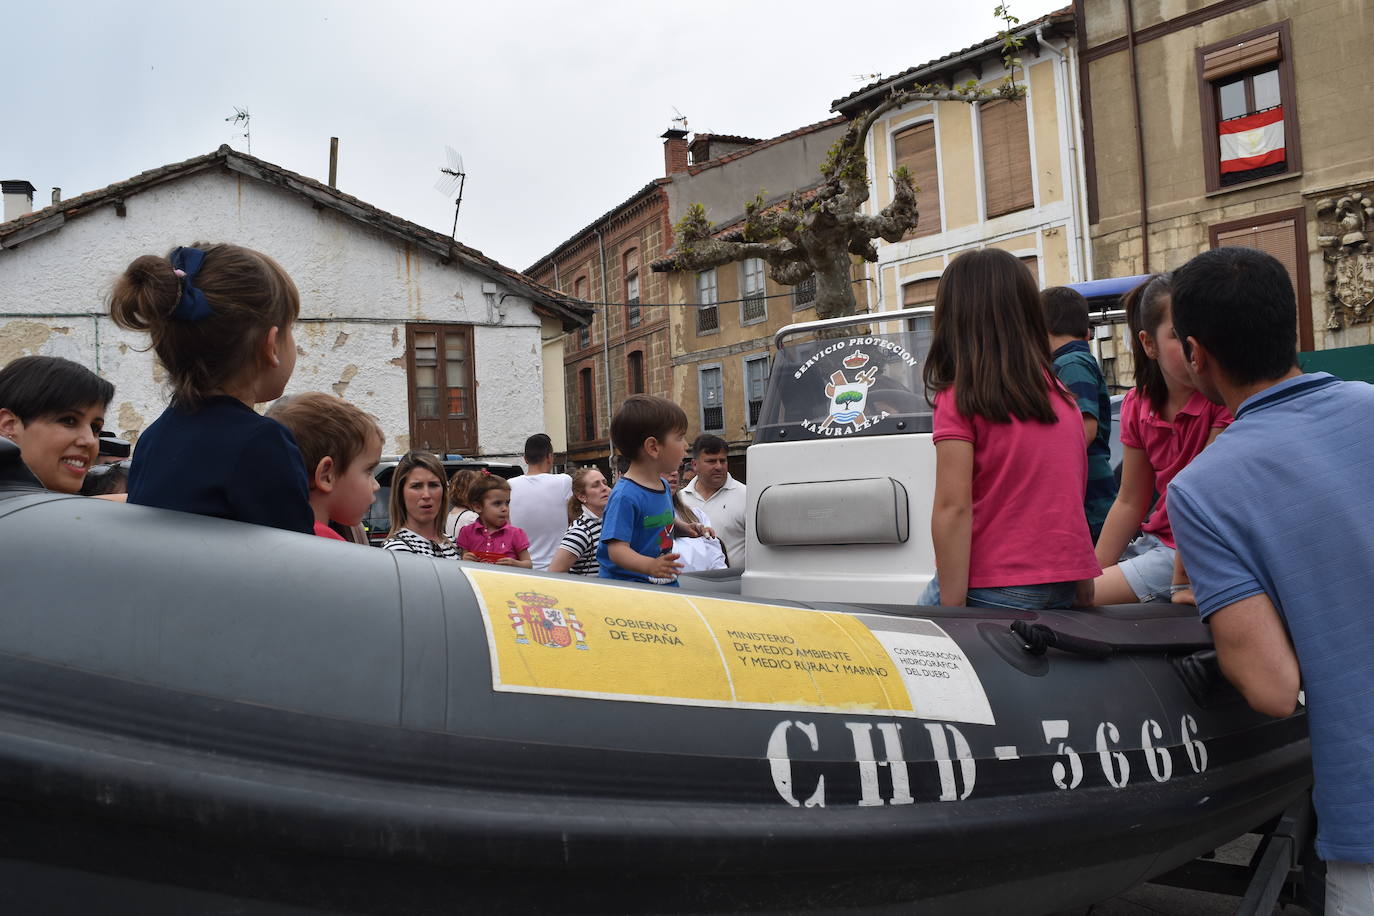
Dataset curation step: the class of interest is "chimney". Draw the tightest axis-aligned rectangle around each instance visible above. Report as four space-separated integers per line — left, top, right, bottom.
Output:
2 180 36 222
688 134 712 165
661 128 689 176
51 187 61 206
328 137 339 188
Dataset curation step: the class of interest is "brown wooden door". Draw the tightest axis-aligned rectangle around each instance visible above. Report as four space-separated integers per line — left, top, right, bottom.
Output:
406 323 476 455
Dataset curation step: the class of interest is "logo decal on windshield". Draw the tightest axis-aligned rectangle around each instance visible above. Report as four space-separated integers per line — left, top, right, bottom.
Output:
803 351 888 436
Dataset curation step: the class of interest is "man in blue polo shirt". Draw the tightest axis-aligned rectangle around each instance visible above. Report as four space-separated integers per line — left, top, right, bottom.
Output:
1168 246 1374 909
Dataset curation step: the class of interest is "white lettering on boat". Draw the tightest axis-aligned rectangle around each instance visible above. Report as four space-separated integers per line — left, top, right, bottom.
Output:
767 715 1212 806
846 722 914 807
767 720 825 808
1141 719 1173 783
1096 722 1131 788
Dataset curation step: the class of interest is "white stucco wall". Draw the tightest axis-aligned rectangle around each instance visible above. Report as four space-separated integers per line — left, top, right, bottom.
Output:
0 167 549 459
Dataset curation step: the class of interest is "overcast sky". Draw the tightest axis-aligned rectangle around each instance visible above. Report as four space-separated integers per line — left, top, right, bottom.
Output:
4 1 1066 272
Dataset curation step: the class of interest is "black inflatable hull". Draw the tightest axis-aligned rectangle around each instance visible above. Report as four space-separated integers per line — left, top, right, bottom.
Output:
0 490 1311 914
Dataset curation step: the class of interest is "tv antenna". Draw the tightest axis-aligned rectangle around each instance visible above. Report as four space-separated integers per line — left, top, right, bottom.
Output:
670 107 689 132
225 106 251 154
434 146 466 240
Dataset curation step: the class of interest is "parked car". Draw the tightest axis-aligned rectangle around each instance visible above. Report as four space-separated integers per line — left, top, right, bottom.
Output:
361 456 521 547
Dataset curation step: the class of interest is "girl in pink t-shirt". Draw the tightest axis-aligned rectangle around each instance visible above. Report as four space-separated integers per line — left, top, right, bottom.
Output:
1093 274 1232 604
919 249 1100 610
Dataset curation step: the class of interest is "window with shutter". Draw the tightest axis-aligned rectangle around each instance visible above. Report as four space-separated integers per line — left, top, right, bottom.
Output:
578 368 596 442
1209 208 1313 350
980 99 1034 219
902 277 939 334
627 350 645 394
1196 23 1300 192
406 324 476 455
740 258 767 324
574 275 591 349
624 248 641 328
696 269 719 334
699 366 724 432
893 121 941 239
743 355 770 428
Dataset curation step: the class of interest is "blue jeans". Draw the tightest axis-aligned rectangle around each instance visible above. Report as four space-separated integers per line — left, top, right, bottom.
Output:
919 576 1077 610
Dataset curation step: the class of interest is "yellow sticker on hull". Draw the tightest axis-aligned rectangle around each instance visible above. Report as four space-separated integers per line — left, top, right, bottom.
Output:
464 568 994 724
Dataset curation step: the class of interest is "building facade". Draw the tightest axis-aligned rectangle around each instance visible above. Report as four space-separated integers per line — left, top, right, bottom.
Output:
835 8 1085 320
1079 0 1374 354
0 146 589 461
656 119 862 476
526 151 679 473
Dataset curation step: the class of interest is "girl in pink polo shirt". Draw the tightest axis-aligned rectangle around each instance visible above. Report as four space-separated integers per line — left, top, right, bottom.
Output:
919 249 1100 610
457 474 533 567
1094 274 1232 604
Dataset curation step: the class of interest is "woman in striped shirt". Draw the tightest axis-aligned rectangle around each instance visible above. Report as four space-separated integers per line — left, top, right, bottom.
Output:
382 451 459 559
548 467 610 575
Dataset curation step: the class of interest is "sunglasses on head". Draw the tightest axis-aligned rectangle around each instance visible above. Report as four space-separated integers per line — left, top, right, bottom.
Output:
86 460 132 477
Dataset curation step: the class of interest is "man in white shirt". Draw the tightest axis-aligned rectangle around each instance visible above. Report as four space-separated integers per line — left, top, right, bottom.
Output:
507 433 572 570
679 434 747 568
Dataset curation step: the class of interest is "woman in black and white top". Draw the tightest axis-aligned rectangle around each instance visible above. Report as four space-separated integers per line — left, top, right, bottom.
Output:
382 451 459 559
548 467 610 575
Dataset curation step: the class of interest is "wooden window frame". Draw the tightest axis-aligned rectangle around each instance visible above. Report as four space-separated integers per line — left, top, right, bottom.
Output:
404 323 477 456
627 349 645 395
891 119 942 239
1208 207 1313 351
1196 21 1301 194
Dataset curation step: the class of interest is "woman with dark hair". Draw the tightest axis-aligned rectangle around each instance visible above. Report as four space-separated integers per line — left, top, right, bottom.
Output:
381 451 458 558
0 356 114 494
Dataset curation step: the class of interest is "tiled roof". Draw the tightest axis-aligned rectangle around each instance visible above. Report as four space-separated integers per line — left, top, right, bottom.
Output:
0 145 591 330
831 5 1075 114
692 133 763 147
684 117 845 176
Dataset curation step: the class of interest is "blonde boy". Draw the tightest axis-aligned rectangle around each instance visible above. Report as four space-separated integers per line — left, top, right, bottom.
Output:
267 392 383 541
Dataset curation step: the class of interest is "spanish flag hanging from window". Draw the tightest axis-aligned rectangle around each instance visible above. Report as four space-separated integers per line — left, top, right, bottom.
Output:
1219 107 1285 174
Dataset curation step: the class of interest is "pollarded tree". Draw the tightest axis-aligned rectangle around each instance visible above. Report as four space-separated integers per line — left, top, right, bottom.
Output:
653 6 1027 322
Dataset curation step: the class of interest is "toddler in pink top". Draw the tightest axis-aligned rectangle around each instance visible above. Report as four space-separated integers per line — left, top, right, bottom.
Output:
1093 274 1232 604
919 249 1099 610
457 474 532 567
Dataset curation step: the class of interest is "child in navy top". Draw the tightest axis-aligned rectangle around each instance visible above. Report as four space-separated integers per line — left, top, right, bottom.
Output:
109 244 313 533
598 395 693 585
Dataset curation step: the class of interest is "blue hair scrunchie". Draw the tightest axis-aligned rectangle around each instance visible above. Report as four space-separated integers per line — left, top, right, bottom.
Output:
169 246 212 322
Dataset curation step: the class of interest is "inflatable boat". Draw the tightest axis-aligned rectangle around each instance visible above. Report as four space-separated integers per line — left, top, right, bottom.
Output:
0 309 1311 914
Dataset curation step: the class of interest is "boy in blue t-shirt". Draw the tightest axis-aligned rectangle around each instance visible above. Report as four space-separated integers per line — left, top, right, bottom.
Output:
598 395 692 585
1043 285 1117 542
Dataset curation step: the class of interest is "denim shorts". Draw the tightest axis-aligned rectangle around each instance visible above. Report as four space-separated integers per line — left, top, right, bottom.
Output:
1116 533 1177 602
919 577 1077 610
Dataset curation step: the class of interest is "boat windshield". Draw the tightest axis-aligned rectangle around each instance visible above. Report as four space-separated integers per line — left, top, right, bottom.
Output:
754 326 932 443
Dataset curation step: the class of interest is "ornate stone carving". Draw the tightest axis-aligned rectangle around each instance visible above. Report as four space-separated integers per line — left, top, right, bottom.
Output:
1316 192 1374 330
